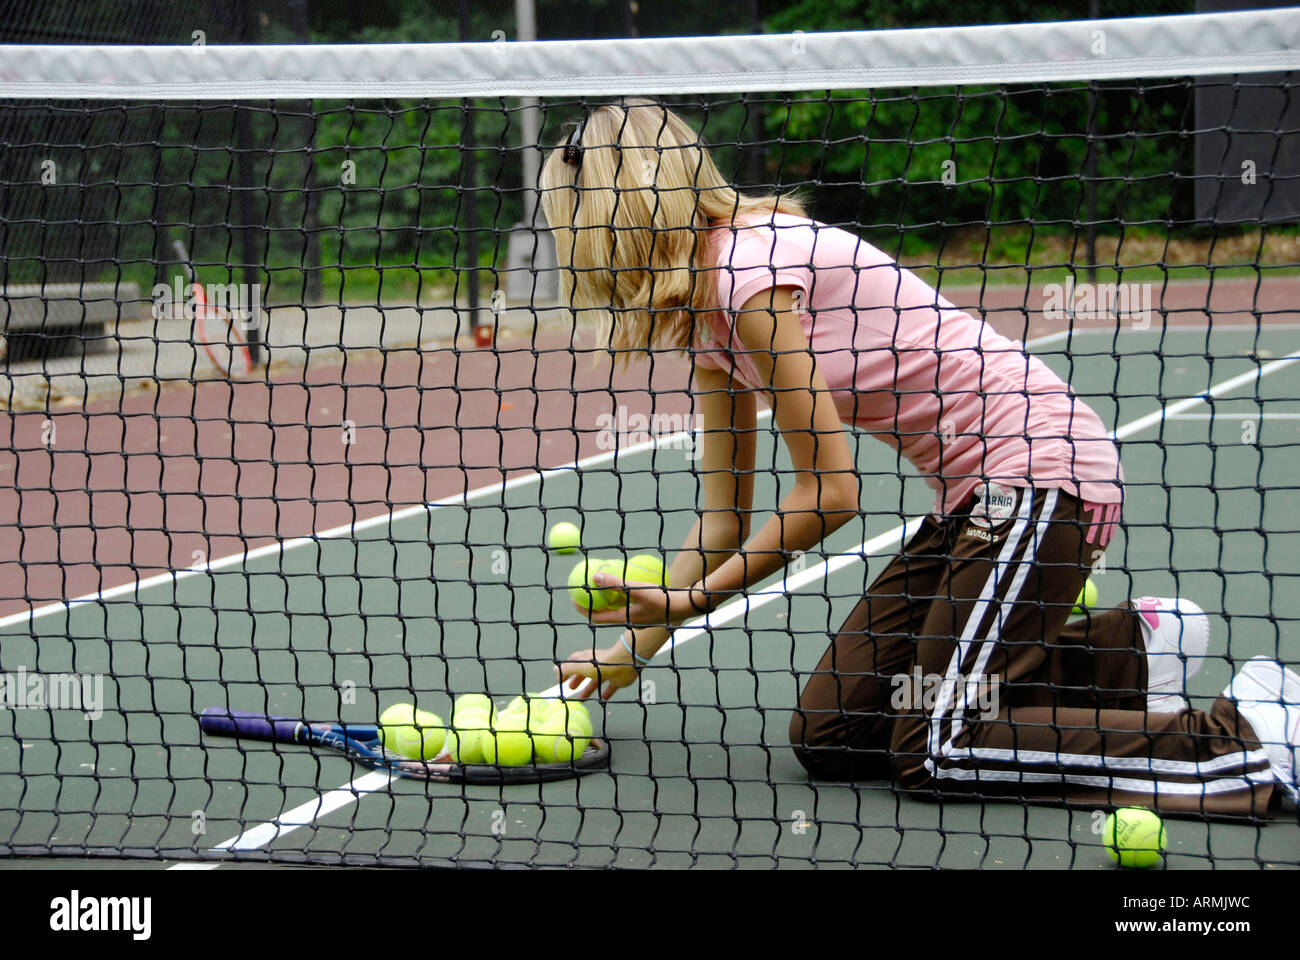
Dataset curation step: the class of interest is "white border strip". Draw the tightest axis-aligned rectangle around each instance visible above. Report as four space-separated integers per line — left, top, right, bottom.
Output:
2 11 1297 100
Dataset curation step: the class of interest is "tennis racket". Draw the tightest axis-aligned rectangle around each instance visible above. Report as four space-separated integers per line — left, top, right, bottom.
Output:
172 240 255 379
198 707 610 784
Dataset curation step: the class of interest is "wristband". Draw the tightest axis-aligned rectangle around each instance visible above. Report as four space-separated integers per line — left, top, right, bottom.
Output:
620 634 653 666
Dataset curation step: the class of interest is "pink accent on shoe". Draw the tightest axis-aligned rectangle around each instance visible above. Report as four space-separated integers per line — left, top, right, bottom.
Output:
1133 596 1162 632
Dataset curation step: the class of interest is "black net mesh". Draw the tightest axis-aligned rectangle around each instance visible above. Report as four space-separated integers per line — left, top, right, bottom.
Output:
1 37 1298 870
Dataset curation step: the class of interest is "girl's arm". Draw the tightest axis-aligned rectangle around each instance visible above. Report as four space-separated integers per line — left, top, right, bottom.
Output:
587 286 859 627
665 362 759 604
555 364 757 699
684 286 860 610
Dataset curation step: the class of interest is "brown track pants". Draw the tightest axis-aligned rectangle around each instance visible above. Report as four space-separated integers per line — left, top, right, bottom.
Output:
789 485 1280 819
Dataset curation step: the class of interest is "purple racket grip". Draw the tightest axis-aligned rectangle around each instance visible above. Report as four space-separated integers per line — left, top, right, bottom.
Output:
199 707 303 743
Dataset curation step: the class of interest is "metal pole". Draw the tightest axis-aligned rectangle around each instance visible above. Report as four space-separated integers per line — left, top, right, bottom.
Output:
1086 0 1099 284
234 0 262 365
517 0 539 226
459 0 481 338
747 0 766 187
290 0 322 304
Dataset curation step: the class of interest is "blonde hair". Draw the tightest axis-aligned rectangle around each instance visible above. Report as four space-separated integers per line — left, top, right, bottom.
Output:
539 99 805 363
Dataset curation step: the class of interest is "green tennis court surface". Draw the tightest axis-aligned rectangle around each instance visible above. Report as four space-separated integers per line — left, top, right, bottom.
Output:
4 324 1297 869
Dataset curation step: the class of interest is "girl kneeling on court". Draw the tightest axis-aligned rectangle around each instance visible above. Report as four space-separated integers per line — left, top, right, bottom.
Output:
548 100 1298 818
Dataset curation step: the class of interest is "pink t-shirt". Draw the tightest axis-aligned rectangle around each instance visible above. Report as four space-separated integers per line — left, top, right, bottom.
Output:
695 214 1124 516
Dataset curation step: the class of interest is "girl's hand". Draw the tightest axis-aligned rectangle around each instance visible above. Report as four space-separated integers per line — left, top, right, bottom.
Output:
579 571 699 627
555 644 640 700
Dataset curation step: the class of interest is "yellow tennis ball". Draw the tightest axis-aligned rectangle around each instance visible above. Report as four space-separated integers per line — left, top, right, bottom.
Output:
378 703 415 730
568 558 623 612
481 727 533 765
548 522 581 555
504 696 559 731
1072 578 1100 616
378 703 446 760
444 727 486 764
454 709 492 732
496 704 531 730
522 698 562 732
452 694 496 726
448 703 495 763
1104 807 1167 868
529 698 593 763
560 697 591 729
622 553 668 587
499 695 529 719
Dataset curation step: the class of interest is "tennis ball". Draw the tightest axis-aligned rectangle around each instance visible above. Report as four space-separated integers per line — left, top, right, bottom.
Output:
446 704 493 763
522 697 562 731
500 695 529 719
455 709 492 732
1072 578 1100 616
378 703 446 760
378 703 415 730
529 698 594 763
548 521 581 555
452 694 496 726
481 711 534 765
481 729 533 765
501 695 560 731
560 697 591 729
1103 807 1167 868
444 728 486 763
622 553 669 588
568 558 623 612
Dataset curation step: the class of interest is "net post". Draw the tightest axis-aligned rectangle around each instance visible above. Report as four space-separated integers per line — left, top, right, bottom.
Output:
1086 0 1100 284
459 0 484 346
235 1 264 367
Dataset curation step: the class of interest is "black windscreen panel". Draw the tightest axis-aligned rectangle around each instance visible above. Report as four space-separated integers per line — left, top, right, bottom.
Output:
1196 0 1300 222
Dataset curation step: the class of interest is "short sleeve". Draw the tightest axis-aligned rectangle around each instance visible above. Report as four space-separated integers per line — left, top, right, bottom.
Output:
697 218 815 388
713 226 813 315
692 344 725 373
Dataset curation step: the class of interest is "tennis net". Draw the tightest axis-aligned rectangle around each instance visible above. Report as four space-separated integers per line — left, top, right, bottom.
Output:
2 10 1299 869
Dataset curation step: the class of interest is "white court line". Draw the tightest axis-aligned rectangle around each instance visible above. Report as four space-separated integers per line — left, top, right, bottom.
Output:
1165 412 1300 420
1112 353 1300 439
206 770 394 856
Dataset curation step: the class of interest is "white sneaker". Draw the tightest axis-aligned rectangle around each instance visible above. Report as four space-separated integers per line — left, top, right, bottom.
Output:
1224 657 1300 806
1130 597 1210 713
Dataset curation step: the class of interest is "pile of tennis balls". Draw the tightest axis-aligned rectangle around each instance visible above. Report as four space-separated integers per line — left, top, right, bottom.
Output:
545 521 670 612
379 693 593 766
567 553 668 612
